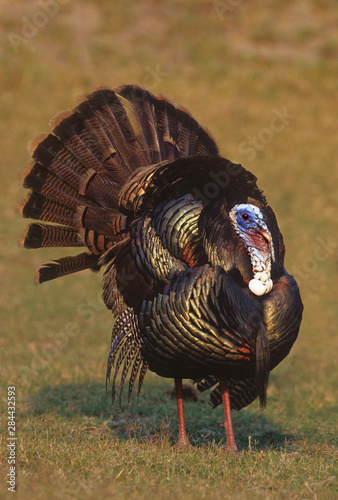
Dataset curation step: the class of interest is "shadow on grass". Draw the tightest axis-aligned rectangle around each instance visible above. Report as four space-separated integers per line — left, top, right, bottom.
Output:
30 382 112 418
28 381 296 451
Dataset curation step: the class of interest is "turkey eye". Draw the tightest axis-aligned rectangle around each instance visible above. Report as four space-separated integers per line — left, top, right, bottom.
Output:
241 213 249 221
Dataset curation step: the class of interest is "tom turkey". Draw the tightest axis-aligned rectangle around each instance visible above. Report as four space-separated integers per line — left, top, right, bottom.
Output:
21 85 303 451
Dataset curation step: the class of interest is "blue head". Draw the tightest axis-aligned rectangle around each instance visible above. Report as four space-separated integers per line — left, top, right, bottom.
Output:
229 203 274 296
234 204 264 232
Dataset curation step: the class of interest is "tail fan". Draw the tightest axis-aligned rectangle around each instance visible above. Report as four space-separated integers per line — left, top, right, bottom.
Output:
21 85 219 283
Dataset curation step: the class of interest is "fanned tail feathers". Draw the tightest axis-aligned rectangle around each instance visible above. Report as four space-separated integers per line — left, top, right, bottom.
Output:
21 85 218 283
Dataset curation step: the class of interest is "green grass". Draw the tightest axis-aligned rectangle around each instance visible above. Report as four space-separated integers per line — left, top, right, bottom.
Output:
0 1 337 498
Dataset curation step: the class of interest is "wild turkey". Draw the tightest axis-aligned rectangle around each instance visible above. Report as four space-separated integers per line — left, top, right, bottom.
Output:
21 85 303 451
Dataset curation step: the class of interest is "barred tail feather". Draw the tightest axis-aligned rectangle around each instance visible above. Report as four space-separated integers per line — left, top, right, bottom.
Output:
22 223 84 249
22 85 218 282
36 253 100 283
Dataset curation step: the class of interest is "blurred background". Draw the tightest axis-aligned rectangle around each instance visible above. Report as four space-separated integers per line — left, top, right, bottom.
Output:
0 0 337 497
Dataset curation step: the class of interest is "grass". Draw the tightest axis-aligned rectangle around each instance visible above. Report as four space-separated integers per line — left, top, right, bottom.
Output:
0 0 337 498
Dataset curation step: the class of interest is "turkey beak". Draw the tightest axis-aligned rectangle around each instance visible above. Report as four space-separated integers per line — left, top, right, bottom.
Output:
256 227 271 244
256 223 275 262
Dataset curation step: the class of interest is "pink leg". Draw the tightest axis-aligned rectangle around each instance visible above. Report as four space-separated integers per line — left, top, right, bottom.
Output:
174 378 191 447
219 379 238 453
